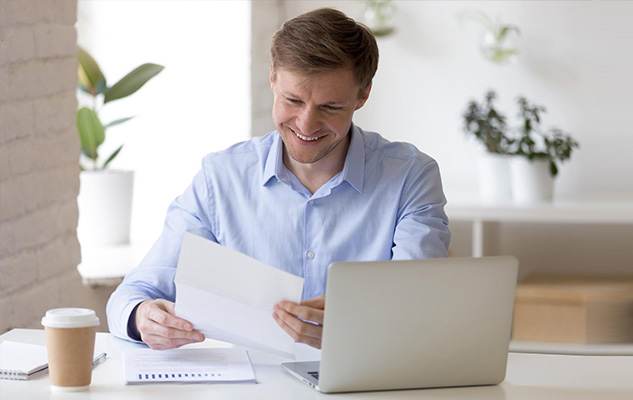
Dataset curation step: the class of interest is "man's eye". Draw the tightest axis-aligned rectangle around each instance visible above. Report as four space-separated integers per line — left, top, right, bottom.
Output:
324 105 341 111
286 98 301 104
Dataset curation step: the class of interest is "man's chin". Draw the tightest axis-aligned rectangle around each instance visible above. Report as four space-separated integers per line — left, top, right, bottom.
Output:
286 151 324 165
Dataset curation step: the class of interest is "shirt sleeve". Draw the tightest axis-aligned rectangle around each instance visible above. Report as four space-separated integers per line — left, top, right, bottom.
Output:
391 159 451 260
106 166 218 342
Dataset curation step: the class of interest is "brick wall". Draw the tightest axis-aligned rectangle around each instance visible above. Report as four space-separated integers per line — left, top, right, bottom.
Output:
0 0 111 334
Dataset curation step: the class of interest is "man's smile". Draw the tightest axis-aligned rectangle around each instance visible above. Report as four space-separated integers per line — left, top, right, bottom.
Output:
292 128 325 142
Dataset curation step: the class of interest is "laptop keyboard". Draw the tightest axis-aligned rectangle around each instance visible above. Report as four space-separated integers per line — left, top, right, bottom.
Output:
308 371 319 381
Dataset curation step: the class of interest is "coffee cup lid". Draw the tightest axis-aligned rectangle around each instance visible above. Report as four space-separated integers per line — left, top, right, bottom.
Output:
41 308 100 328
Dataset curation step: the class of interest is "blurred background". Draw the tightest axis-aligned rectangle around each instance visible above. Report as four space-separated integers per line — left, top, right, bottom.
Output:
1 0 632 337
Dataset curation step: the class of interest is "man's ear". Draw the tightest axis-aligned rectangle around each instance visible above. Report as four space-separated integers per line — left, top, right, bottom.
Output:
270 67 276 91
355 83 372 110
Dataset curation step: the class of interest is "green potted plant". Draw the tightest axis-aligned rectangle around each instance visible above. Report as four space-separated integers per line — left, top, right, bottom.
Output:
462 90 514 202
458 9 521 64
77 46 163 170
510 97 579 202
463 90 514 153
364 0 396 37
76 46 164 245
463 91 580 203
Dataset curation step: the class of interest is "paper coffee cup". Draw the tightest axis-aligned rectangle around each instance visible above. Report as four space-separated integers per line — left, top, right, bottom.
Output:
41 308 100 391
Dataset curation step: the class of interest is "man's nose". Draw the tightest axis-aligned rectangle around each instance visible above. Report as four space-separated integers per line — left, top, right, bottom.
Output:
296 107 320 135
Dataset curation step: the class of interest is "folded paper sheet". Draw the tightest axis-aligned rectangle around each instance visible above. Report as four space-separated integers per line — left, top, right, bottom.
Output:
174 232 305 358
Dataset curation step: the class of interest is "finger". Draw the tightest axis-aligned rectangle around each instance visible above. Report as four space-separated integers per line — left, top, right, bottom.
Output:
274 306 323 340
142 334 199 351
137 300 194 333
147 303 194 332
277 301 324 325
273 311 322 349
139 315 204 342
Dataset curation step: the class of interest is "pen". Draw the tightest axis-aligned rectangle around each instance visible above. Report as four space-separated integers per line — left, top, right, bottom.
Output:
92 352 107 368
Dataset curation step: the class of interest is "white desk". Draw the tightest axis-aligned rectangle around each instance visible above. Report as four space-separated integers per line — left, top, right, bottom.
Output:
2 329 633 399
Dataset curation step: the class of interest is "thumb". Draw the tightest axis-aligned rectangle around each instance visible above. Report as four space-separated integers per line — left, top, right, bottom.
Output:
301 295 325 309
157 299 176 315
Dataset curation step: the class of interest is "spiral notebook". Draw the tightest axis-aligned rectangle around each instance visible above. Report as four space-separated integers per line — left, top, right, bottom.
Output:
124 347 256 384
0 341 49 380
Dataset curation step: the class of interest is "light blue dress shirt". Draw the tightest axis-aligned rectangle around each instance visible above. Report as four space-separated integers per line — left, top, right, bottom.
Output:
107 125 451 341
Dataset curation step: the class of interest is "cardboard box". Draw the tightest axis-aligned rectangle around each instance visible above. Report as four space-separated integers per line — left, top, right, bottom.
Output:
512 275 633 344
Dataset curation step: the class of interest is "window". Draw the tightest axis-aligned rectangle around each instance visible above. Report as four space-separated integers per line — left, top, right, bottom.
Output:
76 1 251 242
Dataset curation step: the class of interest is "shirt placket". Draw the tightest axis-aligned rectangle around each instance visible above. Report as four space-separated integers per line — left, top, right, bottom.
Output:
302 196 314 299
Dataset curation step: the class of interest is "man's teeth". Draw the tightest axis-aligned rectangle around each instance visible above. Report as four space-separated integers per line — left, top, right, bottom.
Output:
295 131 320 141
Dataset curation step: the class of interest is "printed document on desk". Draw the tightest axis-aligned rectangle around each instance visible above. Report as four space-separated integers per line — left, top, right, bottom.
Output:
175 232 305 358
124 348 255 384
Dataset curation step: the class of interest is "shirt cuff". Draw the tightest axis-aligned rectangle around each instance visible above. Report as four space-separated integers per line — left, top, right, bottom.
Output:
127 302 143 341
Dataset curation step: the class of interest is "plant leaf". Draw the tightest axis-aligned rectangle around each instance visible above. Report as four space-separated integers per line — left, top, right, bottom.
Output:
78 63 92 93
102 145 123 169
497 25 520 41
76 107 105 160
104 63 164 104
105 116 135 129
77 46 107 95
550 161 558 177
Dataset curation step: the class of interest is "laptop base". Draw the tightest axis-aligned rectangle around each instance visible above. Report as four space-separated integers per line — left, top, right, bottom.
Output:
281 361 321 391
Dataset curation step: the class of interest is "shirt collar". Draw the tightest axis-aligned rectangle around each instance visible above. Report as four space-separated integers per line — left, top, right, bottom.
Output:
340 125 365 193
262 132 285 186
261 126 365 193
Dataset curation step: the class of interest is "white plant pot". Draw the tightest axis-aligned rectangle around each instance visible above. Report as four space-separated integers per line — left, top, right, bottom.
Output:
510 158 554 203
77 170 134 245
477 152 512 203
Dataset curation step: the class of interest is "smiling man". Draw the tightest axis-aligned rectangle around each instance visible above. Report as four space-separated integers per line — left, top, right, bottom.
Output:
272 67 369 194
107 8 450 351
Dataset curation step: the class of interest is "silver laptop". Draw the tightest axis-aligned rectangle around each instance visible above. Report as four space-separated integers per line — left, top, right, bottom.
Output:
282 256 518 393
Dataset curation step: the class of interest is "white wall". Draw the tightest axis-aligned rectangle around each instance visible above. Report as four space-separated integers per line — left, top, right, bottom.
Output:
360 1 633 199
273 1 633 277
285 1 633 198
76 1 251 242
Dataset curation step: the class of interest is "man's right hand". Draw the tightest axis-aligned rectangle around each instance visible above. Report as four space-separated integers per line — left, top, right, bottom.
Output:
135 299 204 350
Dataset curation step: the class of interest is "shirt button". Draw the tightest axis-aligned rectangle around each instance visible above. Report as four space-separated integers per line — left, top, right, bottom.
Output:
309 200 314 205
306 251 315 259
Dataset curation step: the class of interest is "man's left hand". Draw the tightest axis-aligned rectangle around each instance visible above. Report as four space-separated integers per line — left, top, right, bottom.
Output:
273 295 325 349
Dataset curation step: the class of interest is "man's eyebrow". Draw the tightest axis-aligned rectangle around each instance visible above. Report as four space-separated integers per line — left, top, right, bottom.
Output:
282 90 301 99
282 91 345 106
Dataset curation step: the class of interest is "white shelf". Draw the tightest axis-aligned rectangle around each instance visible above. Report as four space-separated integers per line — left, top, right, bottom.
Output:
447 198 633 224
77 241 153 287
445 193 633 256
510 340 633 356
75 196 633 283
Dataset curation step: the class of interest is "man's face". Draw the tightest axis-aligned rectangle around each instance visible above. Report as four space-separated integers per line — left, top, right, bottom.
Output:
270 68 370 167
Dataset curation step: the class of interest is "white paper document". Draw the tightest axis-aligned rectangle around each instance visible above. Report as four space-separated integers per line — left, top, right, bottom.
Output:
175 232 305 358
0 341 48 380
124 348 255 384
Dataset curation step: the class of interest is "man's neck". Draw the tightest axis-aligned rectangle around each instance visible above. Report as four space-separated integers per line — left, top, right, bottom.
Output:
283 135 351 195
